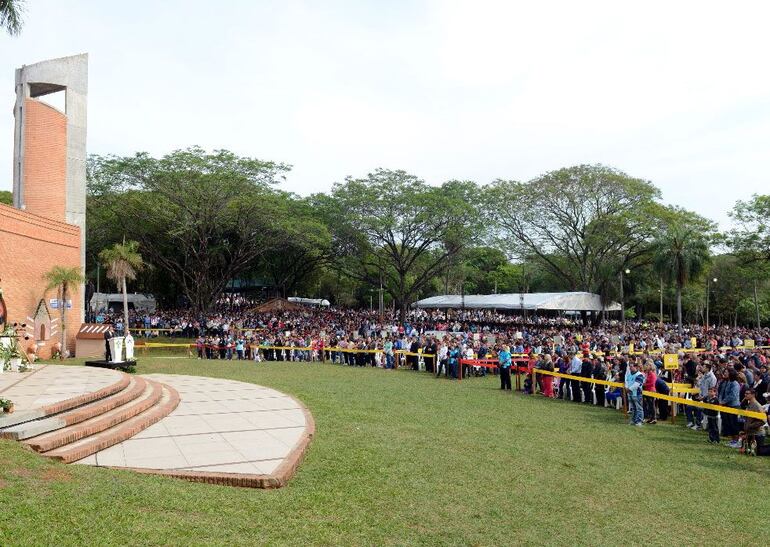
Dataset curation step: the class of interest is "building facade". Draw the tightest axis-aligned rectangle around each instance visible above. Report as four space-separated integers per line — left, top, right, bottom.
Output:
0 54 88 358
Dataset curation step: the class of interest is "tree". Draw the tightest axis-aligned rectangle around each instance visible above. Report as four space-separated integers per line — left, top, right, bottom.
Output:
488 164 663 295
0 0 24 36
43 266 84 359
87 148 291 312
652 226 710 331
0 190 12 205
727 194 770 262
251 195 332 297
99 241 145 334
323 170 484 321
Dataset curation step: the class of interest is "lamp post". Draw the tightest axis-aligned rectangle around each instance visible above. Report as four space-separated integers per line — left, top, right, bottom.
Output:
658 277 663 327
706 277 717 332
378 283 384 323
620 268 630 334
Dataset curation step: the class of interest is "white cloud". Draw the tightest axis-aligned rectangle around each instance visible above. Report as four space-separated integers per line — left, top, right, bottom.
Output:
0 0 768 227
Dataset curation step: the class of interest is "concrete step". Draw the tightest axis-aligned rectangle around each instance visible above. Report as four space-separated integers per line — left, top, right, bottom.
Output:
23 379 160 452
2 377 147 441
42 383 180 464
0 373 131 429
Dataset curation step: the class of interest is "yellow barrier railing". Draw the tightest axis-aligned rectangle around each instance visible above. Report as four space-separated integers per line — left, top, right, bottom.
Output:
532 368 766 420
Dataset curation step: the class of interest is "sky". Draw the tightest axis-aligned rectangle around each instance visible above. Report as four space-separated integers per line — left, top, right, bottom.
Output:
1 0 769 227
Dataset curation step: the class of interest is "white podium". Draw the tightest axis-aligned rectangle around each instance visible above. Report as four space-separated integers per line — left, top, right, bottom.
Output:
109 336 125 363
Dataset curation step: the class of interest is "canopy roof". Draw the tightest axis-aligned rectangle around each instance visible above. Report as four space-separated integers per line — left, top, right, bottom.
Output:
288 297 331 307
413 292 620 312
252 298 304 313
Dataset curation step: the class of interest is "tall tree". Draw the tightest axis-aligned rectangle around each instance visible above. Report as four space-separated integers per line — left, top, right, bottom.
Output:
0 190 12 205
43 266 85 359
652 226 710 331
488 164 663 294
87 148 291 312
252 195 332 297
323 169 483 321
0 0 24 35
99 241 145 334
727 194 770 261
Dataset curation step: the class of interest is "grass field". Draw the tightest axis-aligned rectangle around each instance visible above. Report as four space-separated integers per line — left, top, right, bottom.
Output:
1 357 767 546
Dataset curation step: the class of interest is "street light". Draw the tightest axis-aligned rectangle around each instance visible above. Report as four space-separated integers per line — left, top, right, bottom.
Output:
620 268 630 334
706 277 718 331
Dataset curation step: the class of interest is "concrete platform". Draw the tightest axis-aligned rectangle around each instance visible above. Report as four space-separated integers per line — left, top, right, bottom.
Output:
77 374 315 488
0 365 127 427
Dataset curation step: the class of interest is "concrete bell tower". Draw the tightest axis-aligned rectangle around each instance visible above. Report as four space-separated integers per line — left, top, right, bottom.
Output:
12 53 88 322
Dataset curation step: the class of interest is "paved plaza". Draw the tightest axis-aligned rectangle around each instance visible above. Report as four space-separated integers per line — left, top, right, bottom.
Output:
0 365 124 414
78 374 312 477
0 366 314 487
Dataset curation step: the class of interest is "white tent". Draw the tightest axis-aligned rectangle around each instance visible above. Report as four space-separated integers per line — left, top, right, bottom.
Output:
413 292 620 312
90 292 157 313
288 297 331 307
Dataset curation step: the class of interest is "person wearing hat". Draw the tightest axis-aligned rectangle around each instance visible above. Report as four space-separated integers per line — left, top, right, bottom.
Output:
498 344 512 391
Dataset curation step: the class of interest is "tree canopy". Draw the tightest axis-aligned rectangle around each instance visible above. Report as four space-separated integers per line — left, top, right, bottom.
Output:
320 169 483 320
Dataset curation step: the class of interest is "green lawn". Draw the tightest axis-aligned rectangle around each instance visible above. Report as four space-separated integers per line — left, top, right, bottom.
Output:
0 358 766 546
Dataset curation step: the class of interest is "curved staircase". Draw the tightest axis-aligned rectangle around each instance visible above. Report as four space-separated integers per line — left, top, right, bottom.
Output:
0 371 179 464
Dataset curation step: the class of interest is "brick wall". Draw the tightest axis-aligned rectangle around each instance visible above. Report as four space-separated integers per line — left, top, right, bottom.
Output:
21 99 67 222
0 203 81 358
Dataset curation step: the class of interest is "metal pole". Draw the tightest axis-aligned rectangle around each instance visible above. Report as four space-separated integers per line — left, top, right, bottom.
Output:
755 279 761 328
706 276 710 332
620 270 625 334
659 277 663 327
378 284 384 323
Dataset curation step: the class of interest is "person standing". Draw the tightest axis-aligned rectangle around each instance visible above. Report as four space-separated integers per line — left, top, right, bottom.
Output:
592 358 607 407
104 325 114 361
580 357 593 404
541 354 555 397
409 337 420 371
743 388 765 455
569 352 583 402
498 344 512 391
643 362 657 424
718 368 742 447
448 341 461 379
383 337 394 370
703 385 720 444
436 339 448 377
654 375 671 421
625 361 645 426
235 337 245 360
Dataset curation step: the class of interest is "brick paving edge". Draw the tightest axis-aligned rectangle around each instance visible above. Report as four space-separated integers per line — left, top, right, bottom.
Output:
106 393 316 489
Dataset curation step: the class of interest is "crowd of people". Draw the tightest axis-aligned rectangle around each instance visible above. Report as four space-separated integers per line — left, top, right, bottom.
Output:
93 300 770 455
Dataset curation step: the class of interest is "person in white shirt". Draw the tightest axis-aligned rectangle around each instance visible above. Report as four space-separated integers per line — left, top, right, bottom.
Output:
436 340 449 378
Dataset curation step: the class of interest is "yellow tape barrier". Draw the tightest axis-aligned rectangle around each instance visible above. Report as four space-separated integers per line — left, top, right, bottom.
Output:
533 369 767 420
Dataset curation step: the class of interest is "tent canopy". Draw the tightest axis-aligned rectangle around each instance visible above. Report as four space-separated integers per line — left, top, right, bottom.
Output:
91 292 156 313
251 298 305 313
413 292 620 312
288 297 331 307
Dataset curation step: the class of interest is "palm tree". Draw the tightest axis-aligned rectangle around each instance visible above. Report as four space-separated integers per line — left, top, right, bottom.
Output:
99 241 145 336
1 0 25 36
653 226 710 332
43 266 85 359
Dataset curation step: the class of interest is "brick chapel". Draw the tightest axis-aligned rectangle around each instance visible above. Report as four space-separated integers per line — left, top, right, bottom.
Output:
0 54 88 358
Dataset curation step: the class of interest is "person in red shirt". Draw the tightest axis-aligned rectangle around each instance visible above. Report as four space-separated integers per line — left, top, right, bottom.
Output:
643 360 658 424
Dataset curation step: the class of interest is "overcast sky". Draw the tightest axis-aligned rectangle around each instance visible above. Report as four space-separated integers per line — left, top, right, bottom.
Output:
1 0 769 226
